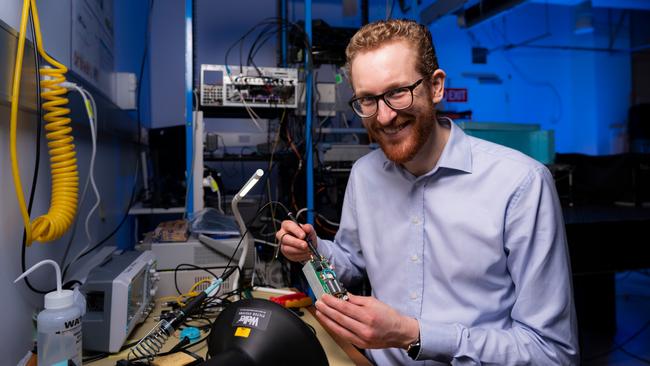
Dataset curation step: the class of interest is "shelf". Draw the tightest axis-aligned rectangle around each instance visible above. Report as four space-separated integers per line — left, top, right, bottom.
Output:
128 201 185 215
200 105 290 119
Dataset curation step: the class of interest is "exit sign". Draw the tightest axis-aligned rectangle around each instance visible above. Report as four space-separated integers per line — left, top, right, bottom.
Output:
445 88 468 102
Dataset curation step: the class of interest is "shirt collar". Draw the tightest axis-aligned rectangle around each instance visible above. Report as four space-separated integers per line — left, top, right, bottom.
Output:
381 117 473 175
436 117 473 174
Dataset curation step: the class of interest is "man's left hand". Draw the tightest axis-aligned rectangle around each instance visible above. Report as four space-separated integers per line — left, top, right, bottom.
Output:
314 293 419 349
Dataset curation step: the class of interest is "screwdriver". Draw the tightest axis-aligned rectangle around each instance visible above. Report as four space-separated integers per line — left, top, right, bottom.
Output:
287 212 321 259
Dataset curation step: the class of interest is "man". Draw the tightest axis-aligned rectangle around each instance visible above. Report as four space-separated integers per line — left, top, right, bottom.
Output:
276 19 578 365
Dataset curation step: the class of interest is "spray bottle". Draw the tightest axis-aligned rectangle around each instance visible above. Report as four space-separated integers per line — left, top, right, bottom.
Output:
15 260 82 366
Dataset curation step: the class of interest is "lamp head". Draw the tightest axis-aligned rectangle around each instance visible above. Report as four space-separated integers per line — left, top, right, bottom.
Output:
238 169 264 199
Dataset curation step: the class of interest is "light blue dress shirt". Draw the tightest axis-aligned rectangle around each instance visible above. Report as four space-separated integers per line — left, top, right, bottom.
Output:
317 119 579 365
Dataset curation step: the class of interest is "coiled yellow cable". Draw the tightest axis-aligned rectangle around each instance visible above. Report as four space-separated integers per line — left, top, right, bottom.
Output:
10 0 79 245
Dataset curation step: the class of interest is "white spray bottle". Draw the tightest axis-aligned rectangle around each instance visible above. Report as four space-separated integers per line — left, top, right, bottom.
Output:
15 260 82 366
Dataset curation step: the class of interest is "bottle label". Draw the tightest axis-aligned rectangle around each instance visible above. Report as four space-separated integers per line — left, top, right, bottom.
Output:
38 316 82 366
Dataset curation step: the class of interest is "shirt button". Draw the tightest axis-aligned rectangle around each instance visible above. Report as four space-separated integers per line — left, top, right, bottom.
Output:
410 292 418 300
411 216 420 224
411 255 418 262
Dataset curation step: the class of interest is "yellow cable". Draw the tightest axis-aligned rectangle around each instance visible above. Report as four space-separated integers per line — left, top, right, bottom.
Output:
157 279 215 307
188 279 213 295
10 0 79 245
178 279 214 306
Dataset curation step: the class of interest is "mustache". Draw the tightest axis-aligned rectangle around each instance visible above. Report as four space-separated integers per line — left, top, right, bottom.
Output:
366 116 413 129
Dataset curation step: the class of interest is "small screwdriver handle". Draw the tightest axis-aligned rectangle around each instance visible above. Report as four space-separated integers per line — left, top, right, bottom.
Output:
287 212 320 258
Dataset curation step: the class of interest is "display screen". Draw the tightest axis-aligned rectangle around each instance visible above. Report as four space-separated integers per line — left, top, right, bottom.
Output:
127 268 146 324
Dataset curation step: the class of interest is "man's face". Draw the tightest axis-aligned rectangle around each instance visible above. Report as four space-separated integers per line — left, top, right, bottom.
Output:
350 40 436 164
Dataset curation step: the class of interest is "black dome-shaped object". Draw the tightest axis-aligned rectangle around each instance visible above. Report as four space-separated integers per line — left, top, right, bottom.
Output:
204 298 328 366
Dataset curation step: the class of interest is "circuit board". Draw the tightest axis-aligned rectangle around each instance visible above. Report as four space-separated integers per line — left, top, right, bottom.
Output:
302 257 348 301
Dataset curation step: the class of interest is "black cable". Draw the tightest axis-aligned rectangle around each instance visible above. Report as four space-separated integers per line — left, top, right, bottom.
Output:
239 16 314 209
62 163 139 280
137 0 154 139
82 352 109 363
173 263 221 296
80 0 153 265
167 201 288 295
20 7 48 294
225 19 277 74
243 19 312 76
120 339 141 351
59 205 84 278
241 22 291 77
167 336 191 354
246 23 277 71
221 227 251 279
225 18 313 76
59 89 104 277
221 201 291 280
251 22 313 70
254 159 281 214
212 287 247 303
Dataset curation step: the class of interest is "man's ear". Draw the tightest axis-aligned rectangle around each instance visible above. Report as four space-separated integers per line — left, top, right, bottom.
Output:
430 69 446 104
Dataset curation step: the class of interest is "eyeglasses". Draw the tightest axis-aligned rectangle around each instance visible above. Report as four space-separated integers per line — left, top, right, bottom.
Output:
348 78 424 118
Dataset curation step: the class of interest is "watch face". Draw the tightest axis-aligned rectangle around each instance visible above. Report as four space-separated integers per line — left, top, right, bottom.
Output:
407 342 421 359
406 344 420 360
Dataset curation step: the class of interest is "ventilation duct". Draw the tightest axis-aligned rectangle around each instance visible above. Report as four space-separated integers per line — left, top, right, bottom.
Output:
457 0 526 28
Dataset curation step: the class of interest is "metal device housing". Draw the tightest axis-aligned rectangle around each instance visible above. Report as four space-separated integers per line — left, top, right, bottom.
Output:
200 64 298 108
302 257 348 301
81 250 158 353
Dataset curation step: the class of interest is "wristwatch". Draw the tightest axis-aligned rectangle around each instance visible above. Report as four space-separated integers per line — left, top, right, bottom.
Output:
406 335 421 360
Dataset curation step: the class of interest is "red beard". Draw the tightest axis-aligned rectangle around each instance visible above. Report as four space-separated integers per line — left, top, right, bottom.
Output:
366 102 435 164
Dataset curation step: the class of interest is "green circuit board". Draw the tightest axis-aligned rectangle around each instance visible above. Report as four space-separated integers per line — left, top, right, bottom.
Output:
302 257 348 300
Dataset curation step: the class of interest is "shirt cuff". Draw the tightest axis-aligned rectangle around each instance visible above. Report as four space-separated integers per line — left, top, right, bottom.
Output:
417 321 460 362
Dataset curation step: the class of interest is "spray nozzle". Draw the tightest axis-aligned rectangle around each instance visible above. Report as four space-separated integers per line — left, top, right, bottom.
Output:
15 260 72 309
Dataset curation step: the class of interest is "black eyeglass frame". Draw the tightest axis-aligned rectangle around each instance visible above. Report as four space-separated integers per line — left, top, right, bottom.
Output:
348 78 425 118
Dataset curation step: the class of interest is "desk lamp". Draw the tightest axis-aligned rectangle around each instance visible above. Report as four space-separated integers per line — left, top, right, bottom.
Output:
231 169 264 293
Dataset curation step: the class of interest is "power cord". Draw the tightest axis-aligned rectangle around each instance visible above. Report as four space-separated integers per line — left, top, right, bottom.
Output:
58 83 101 268
20 6 48 294
61 0 154 278
62 159 140 280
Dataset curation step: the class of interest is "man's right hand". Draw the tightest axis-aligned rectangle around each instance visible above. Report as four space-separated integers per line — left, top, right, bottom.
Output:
276 220 318 262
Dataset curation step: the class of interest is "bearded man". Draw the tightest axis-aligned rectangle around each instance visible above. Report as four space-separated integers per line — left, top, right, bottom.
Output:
277 19 578 365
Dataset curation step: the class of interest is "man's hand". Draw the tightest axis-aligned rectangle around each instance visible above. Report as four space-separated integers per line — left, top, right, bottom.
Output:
314 293 419 350
275 219 318 262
